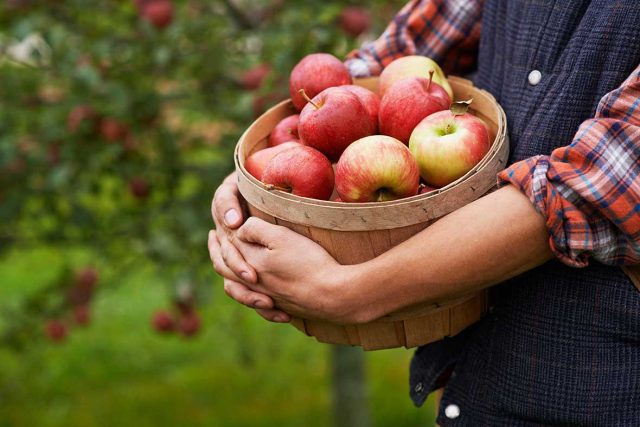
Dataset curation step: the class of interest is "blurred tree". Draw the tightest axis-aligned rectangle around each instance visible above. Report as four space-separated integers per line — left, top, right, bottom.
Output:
0 0 405 425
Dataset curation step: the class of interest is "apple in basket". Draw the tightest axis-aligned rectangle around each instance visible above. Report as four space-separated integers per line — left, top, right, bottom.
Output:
409 106 491 187
245 142 301 181
335 135 420 202
268 114 300 146
298 86 376 161
379 70 451 144
379 55 454 99
289 53 352 111
262 145 335 200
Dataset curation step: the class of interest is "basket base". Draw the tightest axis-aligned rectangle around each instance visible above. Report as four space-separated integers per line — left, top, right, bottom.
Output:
291 291 488 351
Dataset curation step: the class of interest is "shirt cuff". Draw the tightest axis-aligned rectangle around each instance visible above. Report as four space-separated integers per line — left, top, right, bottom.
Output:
497 156 592 268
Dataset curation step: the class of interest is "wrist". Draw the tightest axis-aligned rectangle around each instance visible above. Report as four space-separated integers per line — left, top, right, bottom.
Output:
323 263 382 325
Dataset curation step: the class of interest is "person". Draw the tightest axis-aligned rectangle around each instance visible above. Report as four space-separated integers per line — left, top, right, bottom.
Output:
209 0 640 424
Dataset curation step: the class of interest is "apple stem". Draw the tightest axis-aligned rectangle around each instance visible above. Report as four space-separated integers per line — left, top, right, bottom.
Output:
426 69 435 91
298 89 319 109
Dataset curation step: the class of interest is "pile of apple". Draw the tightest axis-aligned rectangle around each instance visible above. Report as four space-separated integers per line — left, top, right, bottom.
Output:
244 53 491 203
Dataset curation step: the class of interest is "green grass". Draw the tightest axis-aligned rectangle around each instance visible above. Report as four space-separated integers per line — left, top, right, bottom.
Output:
0 247 436 427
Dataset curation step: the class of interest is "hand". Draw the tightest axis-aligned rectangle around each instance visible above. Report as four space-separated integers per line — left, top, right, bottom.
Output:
209 173 288 322
233 217 355 323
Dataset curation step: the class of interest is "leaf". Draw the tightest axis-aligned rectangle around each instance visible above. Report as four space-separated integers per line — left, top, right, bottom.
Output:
450 98 473 116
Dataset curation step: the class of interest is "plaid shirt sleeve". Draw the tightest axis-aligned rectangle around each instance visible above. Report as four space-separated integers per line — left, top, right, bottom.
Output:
498 64 640 267
344 0 483 78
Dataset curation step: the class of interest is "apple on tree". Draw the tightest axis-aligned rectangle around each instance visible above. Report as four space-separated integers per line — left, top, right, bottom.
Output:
298 86 376 161
245 141 301 181
261 145 334 200
289 53 352 111
339 6 371 38
379 70 451 144
409 107 491 187
379 55 454 99
335 135 420 202
268 114 300 146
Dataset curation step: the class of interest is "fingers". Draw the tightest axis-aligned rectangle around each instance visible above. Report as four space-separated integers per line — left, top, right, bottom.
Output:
255 308 292 323
236 217 284 249
208 230 257 283
212 173 243 230
222 279 275 311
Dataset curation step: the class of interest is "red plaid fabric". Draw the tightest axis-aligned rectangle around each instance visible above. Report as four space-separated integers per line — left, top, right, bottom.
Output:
344 0 483 77
498 65 640 267
346 0 640 267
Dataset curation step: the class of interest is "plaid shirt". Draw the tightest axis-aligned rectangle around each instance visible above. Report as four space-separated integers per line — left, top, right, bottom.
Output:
345 0 640 267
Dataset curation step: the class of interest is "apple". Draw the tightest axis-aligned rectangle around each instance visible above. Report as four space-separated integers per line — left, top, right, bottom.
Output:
245 141 301 181
268 114 300 146
378 71 450 144
335 135 420 202
339 7 371 38
99 118 129 142
298 87 376 161
419 183 439 194
44 320 68 343
262 145 334 200
67 104 97 133
342 85 380 132
379 55 453 99
409 110 491 187
73 305 91 326
141 0 173 29
152 310 175 333
129 177 151 199
76 267 99 291
289 53 352 111
239 63 272 91
178 312 201 337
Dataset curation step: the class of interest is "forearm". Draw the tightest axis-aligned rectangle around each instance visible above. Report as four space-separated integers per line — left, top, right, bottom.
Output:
341 185 553 323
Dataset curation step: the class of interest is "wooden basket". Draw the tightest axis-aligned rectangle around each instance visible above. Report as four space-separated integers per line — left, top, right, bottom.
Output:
234 76 508 350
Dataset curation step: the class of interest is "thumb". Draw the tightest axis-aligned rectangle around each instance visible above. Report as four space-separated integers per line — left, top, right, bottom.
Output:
236 217 283 249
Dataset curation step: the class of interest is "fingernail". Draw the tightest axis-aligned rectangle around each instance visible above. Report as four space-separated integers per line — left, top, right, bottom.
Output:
224 209 240 226
240 271 252 282
253 300 268 309
273 315 287 323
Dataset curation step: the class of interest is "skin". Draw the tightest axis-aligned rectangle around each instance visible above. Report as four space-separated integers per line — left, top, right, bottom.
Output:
209 172 554 324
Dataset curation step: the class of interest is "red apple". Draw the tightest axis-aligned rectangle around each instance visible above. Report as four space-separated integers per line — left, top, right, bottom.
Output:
239 63 272 91
379 72 450 144
409 110 491 187
129 177 151 199
335 135 419 202
419 184 439 194
379 55 453 99
67 105 97 133
44 320 68 343
76 267 99 291
73 305 91 326
152 310 175 333
178 312 201 337
99 118 129 142
289 53 352 111
268 114 300 146
339 6 371 38
262 145 334 200
298 87 376 161
342 85 380 132
141 0 174 29
245 141 301 181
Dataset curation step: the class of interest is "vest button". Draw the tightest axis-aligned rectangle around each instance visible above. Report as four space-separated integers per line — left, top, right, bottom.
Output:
528 69 542 86
445 404 461 419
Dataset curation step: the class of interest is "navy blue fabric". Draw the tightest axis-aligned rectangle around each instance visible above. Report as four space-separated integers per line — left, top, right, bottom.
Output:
408 1 640 425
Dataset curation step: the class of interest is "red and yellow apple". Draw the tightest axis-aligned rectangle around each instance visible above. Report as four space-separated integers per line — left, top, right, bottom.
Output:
409 110 490 187
268 114 300 146
289 53 352 111
298 86 376 161
379 55 453 99
245 141 301 181
343 85 380 132
378 72 450 144
262 145 334 200
335 135 420 202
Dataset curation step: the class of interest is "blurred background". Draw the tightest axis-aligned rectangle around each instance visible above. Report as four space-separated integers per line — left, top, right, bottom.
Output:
0 1 438 426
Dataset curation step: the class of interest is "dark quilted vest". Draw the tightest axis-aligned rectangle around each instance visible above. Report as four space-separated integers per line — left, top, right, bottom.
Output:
409 1 640 425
